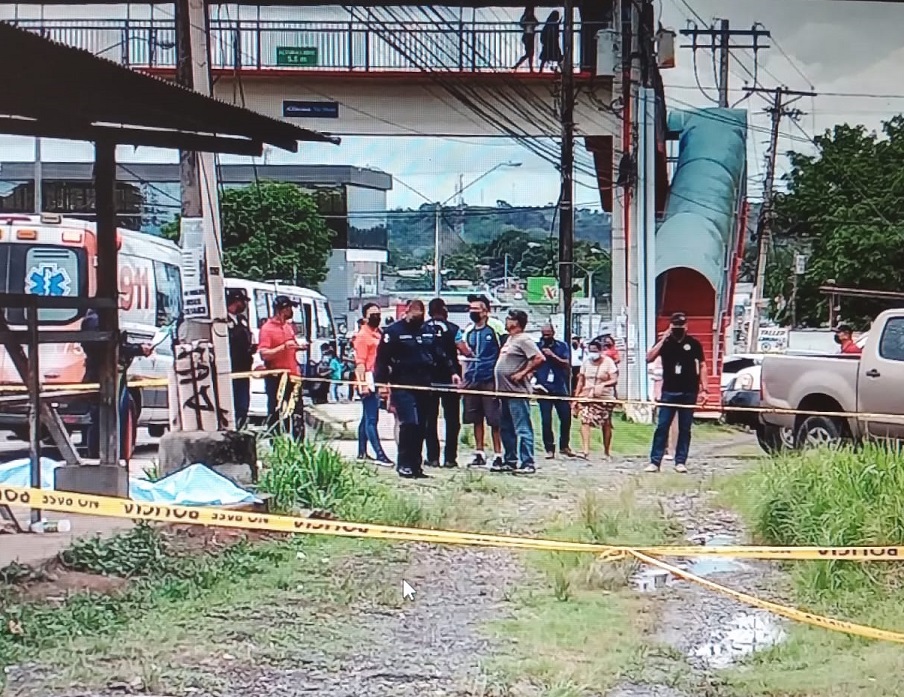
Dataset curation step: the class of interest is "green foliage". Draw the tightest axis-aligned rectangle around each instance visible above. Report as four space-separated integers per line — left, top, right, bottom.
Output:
745 444 904 600
258 436 356 513
60 523 171 578
771 118 904 328
221 181 334 285
160 182 334 285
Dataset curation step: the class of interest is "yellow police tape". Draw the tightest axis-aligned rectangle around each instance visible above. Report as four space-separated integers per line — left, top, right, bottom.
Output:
4 483 904 643
4 369 904 422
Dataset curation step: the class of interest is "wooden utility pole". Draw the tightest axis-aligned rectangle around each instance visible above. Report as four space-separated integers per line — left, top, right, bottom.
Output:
680 21 771 106
558 0 575 345
745 85 816 351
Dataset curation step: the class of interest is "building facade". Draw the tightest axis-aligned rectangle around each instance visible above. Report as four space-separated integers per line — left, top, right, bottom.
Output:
0 162 392 324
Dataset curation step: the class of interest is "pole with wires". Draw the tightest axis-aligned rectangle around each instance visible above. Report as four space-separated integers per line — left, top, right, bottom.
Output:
559 0 576 346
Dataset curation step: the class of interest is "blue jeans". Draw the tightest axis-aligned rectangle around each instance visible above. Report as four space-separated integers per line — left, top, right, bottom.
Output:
357 392 386 458
650 390 697 466
500 397 534 466
538 396 571 453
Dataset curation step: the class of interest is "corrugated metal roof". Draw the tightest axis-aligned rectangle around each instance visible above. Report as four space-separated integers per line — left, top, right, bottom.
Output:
656 108 747 294
0 21 339 152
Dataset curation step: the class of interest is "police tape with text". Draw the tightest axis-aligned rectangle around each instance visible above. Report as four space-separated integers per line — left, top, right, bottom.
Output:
3 370 902 422
6 483 904 644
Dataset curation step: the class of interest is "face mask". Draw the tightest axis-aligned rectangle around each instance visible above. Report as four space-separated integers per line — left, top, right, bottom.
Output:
542 337 554 345
671 328 686 340
833 334 842 345
588 350 601 359
469 311 482 324
367 315 381 328
408 316 424 328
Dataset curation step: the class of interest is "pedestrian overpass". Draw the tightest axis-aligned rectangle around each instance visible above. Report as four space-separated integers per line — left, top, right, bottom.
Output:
15 14 627 210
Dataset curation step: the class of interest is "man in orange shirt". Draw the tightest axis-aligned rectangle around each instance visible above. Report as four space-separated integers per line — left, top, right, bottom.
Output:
352 303 391 465
258 295 307 431
834 323 862 355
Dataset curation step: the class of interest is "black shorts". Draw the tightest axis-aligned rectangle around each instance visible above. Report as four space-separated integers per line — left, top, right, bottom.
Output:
462 380 501 428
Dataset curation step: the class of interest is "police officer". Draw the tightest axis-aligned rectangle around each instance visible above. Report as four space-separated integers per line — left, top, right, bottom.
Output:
374 299 460 479
423 298 463 468
226 288 256 428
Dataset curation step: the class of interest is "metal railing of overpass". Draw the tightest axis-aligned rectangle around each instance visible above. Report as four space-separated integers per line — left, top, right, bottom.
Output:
10 18 593 73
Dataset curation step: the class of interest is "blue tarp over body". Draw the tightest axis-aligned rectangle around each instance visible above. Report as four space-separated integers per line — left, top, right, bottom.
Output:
0 459 258 507
657 108 748 295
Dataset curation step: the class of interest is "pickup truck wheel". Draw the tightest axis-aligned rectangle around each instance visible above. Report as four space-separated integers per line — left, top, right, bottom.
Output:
795 416 845 450
756 424 790 454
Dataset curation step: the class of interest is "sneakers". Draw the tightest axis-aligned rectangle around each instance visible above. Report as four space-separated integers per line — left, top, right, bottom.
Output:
517 463 536 474
424 459 441 468
545 450 556 460
490 459 516 473
644 463 661 473
442 461 459 469
469 453 487 468
375 455 394 467
674 463 688 474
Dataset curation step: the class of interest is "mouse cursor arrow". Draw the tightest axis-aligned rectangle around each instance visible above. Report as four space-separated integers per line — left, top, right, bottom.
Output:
401 580 416 601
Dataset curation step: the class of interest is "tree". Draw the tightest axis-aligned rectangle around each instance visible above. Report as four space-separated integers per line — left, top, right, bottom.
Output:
770 117 904 329
157 182 334 286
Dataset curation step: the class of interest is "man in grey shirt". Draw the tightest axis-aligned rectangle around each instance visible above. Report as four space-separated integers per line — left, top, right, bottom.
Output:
493 309 545 473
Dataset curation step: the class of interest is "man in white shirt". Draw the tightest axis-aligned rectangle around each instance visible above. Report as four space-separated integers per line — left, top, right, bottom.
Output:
570 336 584 394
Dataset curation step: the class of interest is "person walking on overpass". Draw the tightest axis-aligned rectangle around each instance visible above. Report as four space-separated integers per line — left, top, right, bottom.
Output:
459 294 506 470
539 10 563 73
513 5 539 71
535 324 576 459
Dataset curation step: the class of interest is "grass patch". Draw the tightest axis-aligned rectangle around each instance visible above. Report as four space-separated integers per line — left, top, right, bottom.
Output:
715 443 904 697
488 484 688 694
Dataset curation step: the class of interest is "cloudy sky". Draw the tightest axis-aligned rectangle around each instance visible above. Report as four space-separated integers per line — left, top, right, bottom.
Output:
3 1 903 210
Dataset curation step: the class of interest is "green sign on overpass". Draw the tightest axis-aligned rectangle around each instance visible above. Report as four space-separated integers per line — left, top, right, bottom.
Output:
276 46 319 67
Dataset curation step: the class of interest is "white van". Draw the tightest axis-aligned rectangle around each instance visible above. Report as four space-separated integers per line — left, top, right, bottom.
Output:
0 214 182 444
223 279 337 423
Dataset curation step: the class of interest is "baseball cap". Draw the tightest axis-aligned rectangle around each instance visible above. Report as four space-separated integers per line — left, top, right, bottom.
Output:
226 288 250 304
273 295 299 310
467 293 492 310
670 312 688 327
834 322 854 334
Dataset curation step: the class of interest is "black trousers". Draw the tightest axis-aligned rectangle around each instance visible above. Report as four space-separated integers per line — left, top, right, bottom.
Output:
265 374 305 438
392 388 431 473
423 391 461 465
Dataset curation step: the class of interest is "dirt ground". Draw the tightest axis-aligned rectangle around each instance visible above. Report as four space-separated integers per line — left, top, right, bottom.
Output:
3 429 778 697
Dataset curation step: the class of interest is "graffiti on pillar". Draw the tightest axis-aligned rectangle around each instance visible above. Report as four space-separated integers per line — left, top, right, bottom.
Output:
174 340 229 430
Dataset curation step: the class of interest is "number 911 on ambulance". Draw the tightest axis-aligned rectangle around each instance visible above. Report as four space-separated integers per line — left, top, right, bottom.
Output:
0 214 182 446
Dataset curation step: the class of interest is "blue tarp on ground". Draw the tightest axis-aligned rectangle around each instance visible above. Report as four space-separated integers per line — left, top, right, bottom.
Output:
0 459 258 507
657 108 748 295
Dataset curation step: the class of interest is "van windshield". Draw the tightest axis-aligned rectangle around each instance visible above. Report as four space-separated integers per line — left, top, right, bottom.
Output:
0 243 86 325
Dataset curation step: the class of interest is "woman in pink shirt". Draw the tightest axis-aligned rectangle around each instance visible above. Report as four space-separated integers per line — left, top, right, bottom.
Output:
352 303 391 465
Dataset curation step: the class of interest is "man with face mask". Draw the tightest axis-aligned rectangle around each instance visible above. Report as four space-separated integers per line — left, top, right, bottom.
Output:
834 323 862 355
259 295 308 432
374 299 460 478
352 303 391 465
644 312 707 474
535 324 575 459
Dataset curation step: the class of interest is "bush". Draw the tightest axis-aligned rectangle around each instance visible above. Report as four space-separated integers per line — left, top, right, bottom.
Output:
749 444 904 598
259 436 356 513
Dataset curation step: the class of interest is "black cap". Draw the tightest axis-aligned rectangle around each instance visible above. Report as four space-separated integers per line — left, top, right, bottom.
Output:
273 295 299 310
226 288 250 304
670 312 688 327
834 323 854 334
467 293 492 310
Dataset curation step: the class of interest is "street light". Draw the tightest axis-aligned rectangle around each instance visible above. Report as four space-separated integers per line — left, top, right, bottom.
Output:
503 242 542 290
434 160 522 295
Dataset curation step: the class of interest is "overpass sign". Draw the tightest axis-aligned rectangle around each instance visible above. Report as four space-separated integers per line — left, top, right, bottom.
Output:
276 46 319 67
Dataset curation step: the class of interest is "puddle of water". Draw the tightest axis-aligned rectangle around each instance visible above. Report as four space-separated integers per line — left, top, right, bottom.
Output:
691 611 786 668
686 533 749 576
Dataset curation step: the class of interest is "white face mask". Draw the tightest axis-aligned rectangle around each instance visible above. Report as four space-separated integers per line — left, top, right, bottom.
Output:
588 350 601 359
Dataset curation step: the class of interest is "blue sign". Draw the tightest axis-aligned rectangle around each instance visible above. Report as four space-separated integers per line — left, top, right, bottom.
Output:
283 101 340 119
26 263 72 297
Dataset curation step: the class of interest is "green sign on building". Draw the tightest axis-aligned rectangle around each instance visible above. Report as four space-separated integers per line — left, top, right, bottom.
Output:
526 276 586 305
276 46 319 67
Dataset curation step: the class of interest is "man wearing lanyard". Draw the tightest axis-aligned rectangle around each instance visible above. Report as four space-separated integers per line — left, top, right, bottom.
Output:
535 324 576 459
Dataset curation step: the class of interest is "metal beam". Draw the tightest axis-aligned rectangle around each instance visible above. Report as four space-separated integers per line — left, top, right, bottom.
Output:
0 331 115 344
0 117 267 157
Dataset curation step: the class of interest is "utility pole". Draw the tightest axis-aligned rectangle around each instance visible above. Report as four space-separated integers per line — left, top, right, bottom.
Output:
433 205 442 295
745 85 816 352
680 21 770 104
173 0 235 431
558 0 576 346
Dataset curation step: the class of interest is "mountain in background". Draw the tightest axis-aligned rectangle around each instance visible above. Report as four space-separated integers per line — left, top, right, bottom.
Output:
386 202 611 257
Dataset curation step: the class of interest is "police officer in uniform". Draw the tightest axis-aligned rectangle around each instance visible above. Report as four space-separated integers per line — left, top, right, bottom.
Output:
374 299 460 479
423 298 463 468
225 288 256 428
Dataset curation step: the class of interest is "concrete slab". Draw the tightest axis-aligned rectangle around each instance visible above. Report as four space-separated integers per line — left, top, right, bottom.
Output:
55 464 130 498
158 430 257 484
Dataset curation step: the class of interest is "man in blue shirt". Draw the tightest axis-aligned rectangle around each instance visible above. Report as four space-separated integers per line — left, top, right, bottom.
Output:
535 324 575 459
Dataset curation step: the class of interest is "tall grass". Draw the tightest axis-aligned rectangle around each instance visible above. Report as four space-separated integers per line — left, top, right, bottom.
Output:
746 443 904 600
